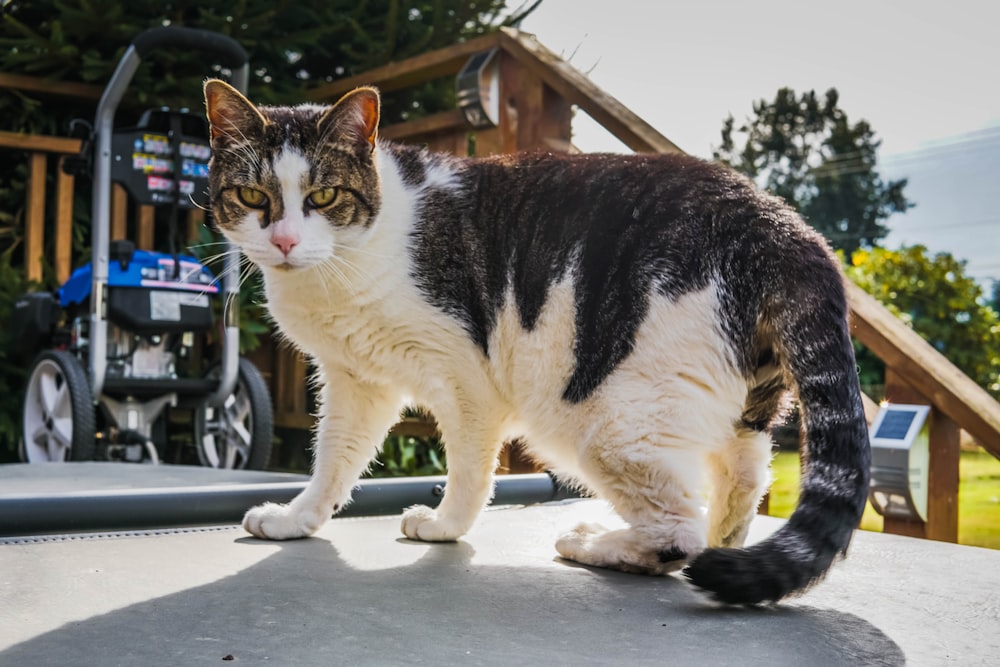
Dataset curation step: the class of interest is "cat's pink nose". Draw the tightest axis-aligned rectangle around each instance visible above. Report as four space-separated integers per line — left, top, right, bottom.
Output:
271 233 299 256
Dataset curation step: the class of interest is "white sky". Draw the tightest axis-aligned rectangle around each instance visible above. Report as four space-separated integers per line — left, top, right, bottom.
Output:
520 0 1000 159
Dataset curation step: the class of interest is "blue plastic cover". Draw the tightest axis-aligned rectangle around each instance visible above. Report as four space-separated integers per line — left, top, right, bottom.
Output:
59 250 219 308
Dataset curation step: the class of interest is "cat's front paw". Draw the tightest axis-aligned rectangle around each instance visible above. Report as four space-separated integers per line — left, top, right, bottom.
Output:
243 502 325 540
400 505 464 542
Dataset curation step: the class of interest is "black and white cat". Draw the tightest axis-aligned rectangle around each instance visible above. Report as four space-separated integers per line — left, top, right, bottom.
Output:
203 80 870 605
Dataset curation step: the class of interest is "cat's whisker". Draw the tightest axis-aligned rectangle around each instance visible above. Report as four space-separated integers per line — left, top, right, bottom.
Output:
329 254 374 288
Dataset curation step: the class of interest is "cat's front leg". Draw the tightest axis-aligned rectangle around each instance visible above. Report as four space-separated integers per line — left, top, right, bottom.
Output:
244 369 401 540
400 412 504 542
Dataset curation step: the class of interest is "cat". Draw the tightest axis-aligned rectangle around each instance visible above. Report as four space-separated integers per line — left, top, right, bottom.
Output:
202 79 870 605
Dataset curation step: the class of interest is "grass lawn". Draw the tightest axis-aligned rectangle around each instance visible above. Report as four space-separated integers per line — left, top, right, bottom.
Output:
766 449 1000 549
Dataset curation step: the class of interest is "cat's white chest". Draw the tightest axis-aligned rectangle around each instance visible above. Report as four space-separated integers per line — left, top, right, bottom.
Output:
262 268 480 396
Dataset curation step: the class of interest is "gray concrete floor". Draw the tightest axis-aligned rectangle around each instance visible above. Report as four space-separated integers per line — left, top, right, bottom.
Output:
0 469 998 665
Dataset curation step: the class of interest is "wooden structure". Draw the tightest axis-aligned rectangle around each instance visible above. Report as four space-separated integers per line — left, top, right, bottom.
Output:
3 28 999 540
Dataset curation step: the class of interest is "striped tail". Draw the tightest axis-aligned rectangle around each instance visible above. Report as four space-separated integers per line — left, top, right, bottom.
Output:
685 269 871 605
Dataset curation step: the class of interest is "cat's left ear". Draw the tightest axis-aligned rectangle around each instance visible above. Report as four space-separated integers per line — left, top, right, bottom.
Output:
204 79 267 146
319 86 380 153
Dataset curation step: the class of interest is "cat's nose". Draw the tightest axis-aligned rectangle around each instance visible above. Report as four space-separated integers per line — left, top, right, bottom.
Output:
271 234 299 256
270 222 301 256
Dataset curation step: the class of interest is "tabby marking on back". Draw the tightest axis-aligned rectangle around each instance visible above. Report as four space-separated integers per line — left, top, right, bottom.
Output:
203 80 870 605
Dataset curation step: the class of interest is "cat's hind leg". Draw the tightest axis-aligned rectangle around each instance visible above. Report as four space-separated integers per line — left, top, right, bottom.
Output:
244 370 402 540
706 428 773 548
401 410 505 542
556 436 709 575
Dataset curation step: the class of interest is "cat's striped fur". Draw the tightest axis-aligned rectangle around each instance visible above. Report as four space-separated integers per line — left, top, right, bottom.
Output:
204 80 870 605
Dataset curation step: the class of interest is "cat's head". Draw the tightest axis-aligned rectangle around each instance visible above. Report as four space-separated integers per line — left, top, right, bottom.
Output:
203 79 382 272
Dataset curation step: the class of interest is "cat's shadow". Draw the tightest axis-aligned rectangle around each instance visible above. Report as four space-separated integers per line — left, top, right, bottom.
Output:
3 531 904 665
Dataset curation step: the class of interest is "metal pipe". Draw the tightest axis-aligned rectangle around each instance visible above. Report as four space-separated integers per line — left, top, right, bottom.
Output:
0 473 578 537
206 61 249 407
89 46 141 398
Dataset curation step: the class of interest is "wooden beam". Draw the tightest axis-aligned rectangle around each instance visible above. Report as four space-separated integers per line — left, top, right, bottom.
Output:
307 32 501 101
136 204 155 250
847 280 1000 458
187 208 206 243
497 28 684 155
380 110 466 141
0 130 81 154
926 407 961 542
111 184 128 242
24 153 47 283
0 73 103 101
55 157 75 285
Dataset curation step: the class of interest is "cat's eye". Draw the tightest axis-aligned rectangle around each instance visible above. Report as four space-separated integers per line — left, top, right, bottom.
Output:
307 188 339 208
237 187 268 208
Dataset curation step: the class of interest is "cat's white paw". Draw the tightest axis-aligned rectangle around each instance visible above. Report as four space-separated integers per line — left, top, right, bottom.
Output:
242 502 326 540
400 505 464 542
555 522 701 575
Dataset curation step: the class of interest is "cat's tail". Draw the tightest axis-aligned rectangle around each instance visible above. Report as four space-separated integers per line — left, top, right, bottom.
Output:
684 257 871 605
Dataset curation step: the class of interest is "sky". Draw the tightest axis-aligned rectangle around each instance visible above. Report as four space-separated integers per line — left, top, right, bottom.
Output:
520 0 1000 286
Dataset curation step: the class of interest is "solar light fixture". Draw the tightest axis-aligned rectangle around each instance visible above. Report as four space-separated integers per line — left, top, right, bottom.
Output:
456 49 500 129
868 403 931 522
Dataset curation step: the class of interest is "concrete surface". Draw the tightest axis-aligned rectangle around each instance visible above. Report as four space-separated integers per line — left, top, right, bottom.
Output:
1 490 998 665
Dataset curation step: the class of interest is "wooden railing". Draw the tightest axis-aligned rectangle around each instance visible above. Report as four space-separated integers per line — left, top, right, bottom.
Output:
6 27 999 539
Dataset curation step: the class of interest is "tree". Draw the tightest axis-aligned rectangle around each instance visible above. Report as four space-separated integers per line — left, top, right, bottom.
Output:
714 87 911 255
845 245 1000 399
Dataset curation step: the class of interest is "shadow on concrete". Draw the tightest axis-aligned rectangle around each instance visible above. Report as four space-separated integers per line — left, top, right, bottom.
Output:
2 533 904 665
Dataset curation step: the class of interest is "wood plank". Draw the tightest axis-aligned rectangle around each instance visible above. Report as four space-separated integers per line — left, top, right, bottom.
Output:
848 281 1000 458
111 184 128 241
926 407 960 542
307 33 501 101
381 110 466 141
187 208 206 242
497 28 683 155
136 204 155 250
24 152 47 283
0 130 81 154
55 157 75 284
0 72 102 100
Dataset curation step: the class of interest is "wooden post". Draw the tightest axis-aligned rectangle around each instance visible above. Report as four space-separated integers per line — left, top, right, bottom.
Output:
187 208 206 243
111 183 128 241
55 156 75 284
136 204 155 250
882 369 960 542
497 51 572 154
925 406 960 542
25 152 47 283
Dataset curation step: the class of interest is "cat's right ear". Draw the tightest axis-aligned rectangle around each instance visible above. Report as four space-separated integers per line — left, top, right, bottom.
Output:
318 86 381 154
203 79 267 146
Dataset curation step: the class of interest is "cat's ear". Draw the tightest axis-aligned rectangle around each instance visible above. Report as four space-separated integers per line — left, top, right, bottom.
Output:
318 86 380 153
203 79 267 145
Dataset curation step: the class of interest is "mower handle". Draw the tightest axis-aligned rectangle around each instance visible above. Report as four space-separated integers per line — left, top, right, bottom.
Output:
132 26 248 69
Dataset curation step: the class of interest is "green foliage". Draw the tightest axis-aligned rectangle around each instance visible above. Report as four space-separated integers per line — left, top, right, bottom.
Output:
1 1 526 112
370 434 447 478
0 247 33 461
715 87 911 254
845 245 1000 398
